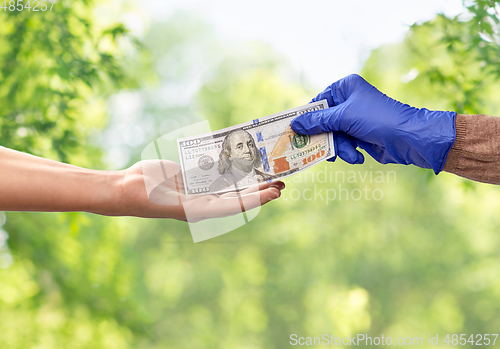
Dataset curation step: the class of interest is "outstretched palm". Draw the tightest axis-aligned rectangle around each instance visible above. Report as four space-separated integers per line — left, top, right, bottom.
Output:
118 160 284 222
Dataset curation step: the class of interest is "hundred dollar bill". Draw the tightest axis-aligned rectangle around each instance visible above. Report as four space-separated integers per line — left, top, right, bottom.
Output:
177 100 333 195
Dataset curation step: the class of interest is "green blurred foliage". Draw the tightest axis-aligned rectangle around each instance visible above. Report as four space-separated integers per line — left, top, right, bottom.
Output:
0 1 142 348
196 41 308 130
1 1 500 349
0 0 133 165
362 2 500 115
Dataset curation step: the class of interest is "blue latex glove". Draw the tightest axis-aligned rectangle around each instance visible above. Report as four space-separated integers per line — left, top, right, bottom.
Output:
291 74 457 174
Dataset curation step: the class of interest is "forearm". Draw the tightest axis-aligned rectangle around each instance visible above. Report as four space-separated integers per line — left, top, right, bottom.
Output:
443 114 500 185
0 146 122 214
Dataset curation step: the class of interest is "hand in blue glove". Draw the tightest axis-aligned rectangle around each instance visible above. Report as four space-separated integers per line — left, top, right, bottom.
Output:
291 74 457 174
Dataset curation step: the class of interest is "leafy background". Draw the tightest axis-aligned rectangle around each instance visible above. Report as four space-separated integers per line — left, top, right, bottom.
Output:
1 0 500 348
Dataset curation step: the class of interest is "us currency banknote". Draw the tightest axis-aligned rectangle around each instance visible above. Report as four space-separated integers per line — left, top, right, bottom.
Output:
177 100 334 195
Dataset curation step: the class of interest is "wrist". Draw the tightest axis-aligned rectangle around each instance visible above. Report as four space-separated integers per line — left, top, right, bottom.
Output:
102 162 187 220
434 110 458 174
85 170 125 216
410 108 457 174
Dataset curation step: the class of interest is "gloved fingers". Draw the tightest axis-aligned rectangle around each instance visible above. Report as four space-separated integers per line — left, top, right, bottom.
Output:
327 151 364 164
355 151 365 164
291 107 343 135
355 139 386 164
336 133 365 165
325 133 364 164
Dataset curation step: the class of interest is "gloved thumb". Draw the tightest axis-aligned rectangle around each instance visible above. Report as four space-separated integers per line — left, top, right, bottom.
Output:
291 107 344 135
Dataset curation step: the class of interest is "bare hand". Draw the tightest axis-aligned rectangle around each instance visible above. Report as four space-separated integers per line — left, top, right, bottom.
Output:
116 160 285 222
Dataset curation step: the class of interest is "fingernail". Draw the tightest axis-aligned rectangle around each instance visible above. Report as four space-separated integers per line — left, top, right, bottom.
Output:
271 182 285 190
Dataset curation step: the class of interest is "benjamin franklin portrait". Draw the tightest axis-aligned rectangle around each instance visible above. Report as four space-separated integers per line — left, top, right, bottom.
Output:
209 129 274 192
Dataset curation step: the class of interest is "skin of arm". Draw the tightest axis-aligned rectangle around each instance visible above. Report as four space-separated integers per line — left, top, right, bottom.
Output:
0 146 284 220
